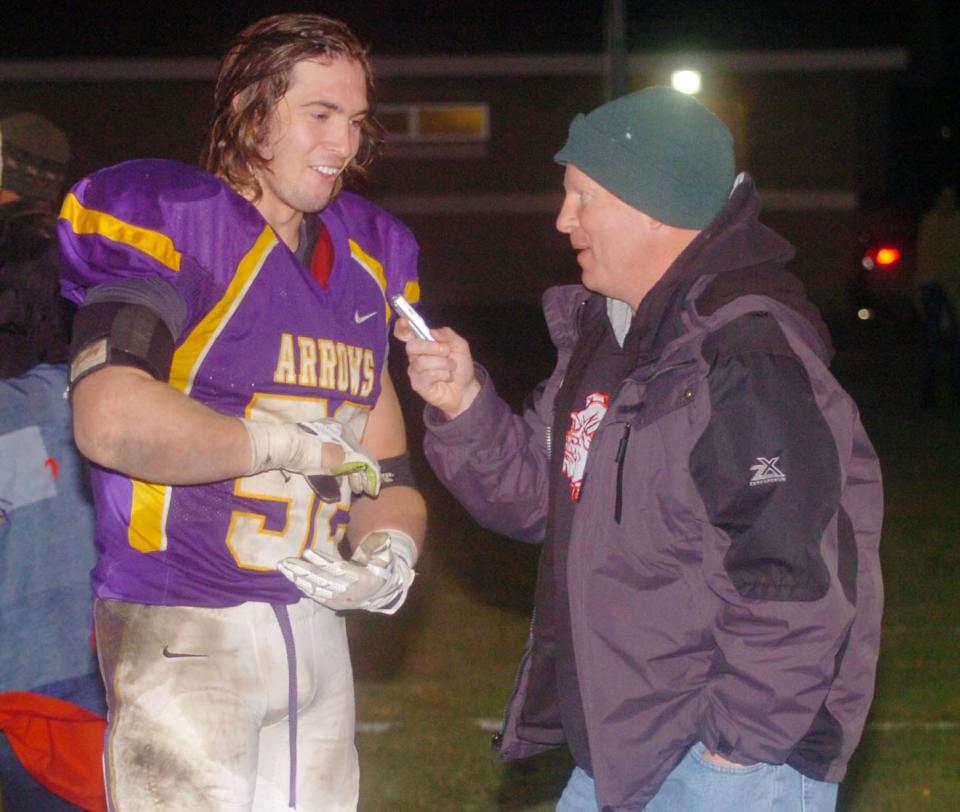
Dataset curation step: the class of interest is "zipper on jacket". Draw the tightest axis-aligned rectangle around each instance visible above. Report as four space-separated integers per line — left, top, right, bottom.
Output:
636 357 697 386
493 608 538 752
614 423 632 524
610 359 695 523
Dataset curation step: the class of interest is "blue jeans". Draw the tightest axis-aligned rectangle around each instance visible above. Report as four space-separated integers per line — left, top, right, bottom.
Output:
557 741 838 811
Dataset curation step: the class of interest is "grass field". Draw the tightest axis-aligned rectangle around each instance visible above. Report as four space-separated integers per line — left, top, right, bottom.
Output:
350 309 960 811
3 311 951 812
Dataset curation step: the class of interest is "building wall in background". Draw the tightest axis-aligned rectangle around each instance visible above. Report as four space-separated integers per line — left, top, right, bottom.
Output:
0 50 905 314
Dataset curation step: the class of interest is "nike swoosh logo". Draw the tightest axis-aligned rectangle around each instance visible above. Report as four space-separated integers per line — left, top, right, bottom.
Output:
162 645 207 659
354 310 377 324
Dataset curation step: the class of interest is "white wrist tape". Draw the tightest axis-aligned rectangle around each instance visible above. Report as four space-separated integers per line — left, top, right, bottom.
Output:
372 529 419 570
242 418 339 476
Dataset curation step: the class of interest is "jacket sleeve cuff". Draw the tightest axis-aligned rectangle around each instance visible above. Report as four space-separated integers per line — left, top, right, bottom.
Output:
423 364 507 443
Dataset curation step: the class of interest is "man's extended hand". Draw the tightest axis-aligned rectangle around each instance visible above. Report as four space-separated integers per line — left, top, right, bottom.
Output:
278 530 417 615
395 323 481 419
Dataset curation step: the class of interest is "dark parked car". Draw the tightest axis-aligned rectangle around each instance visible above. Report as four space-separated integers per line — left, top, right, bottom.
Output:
846 209 920 326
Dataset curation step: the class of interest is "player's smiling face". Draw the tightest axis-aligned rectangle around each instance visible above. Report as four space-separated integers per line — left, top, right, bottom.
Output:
254 56 367 235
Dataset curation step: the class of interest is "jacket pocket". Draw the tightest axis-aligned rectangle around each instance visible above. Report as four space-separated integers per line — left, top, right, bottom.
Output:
609 362 702 525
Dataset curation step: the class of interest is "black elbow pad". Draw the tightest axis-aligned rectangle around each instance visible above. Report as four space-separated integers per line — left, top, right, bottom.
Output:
69 301 176 385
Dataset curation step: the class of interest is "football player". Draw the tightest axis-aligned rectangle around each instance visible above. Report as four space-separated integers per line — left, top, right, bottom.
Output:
58 13 426 811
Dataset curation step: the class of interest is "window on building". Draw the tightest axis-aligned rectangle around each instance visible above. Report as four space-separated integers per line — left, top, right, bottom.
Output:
377 103 489 143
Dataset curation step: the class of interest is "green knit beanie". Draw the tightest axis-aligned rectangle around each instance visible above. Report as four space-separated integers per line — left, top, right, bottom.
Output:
555 86 735 229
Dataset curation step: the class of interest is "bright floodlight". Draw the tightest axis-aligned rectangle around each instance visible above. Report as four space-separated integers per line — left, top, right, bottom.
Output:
671 70 702 95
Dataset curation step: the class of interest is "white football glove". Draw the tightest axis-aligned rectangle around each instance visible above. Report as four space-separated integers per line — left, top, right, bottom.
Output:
298 420 380 498
278 530 417 615
241 418 380 498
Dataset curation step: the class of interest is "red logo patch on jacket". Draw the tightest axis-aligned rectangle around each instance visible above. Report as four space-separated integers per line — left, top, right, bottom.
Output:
562 392 609 501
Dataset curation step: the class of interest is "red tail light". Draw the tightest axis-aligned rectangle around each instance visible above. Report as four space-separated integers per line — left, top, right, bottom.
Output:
862 244 902 271
875 246 901 266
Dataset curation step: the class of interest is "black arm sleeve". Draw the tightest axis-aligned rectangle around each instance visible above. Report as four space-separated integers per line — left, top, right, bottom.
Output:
69 278 188 384
83 277 187 340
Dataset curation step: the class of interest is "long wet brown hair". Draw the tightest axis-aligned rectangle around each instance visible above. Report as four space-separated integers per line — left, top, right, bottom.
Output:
200 13 382 202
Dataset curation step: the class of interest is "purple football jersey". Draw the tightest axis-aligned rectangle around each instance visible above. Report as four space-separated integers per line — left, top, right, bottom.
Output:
58 160 421 607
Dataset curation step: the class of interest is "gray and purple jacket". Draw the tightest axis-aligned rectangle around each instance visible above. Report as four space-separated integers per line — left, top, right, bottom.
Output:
423 175 883 810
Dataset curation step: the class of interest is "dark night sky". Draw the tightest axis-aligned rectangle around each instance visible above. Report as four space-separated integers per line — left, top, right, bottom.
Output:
5 0 958 202
2 1 947 59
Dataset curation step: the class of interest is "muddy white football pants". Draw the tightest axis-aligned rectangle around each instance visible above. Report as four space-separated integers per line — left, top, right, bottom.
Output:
94 598 358 811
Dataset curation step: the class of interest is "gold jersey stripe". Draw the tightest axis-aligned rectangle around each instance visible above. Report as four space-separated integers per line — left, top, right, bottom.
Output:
169 226 278 392
59 193 183 273
403 280 421 304
348 238 387 291
126 480 168 554
127 226 279 553
348 238 393 322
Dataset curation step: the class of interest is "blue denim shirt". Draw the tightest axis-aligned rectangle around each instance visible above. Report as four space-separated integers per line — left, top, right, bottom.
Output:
0 364 99 691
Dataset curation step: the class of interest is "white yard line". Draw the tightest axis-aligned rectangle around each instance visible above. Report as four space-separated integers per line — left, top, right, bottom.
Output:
868 721 959 732
356 718 958 734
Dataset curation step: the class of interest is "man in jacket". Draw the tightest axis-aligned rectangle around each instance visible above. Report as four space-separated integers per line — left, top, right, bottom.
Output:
0 112 74 377
916 186 960 408
400 87 883 811
0 111 107 811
